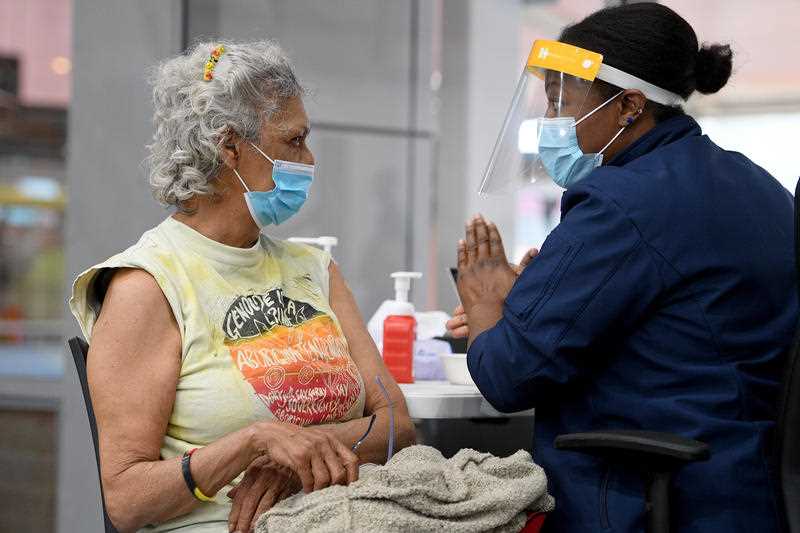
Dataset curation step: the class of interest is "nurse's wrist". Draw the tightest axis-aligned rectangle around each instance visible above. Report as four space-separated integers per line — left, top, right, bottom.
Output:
466 302 504 344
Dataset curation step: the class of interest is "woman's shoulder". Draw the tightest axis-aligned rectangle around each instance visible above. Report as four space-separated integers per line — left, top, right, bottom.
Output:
69 220 184 340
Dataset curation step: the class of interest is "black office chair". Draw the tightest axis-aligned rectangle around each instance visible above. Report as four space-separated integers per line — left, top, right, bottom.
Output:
67 336 120 533
555 182 800 533
778 179 800 532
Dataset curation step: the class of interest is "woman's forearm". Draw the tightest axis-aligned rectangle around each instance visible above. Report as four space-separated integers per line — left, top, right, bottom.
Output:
320 408 416 465
105 424 261 532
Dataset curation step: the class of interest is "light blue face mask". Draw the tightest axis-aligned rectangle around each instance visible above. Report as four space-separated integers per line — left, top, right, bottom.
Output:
538 90 627 189
234 142 314 228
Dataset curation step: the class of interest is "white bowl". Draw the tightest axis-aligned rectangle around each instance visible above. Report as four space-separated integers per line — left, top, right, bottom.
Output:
437 353 475 386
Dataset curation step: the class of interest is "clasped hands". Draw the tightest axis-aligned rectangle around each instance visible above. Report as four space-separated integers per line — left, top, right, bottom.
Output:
446 215 538 343
227 421 358 533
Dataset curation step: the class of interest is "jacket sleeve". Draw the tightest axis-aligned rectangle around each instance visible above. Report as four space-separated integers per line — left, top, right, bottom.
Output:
467 184 666 413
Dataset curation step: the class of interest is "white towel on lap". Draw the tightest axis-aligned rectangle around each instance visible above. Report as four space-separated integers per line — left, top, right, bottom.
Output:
255 445 555 533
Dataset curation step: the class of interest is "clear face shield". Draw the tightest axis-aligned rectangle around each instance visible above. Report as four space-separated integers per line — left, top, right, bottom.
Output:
478 40 603 195
479 40 687 195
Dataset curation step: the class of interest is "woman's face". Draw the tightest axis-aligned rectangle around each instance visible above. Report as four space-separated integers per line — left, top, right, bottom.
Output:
543 71 627 156
236 95 314 193
544 72 589 119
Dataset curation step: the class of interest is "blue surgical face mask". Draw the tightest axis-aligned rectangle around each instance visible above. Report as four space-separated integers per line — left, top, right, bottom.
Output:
538 90 627 189
233 142 314 228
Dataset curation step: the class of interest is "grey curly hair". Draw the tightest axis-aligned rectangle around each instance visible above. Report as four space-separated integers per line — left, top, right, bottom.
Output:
146 40 303 209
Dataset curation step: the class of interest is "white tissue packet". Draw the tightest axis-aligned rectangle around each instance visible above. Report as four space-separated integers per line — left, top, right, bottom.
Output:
414 338 450 380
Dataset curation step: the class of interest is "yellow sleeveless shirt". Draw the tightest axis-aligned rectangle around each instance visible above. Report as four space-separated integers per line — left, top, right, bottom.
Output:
70 217 366 532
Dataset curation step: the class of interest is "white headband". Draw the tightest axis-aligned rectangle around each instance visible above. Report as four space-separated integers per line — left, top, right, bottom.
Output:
597 63 685 107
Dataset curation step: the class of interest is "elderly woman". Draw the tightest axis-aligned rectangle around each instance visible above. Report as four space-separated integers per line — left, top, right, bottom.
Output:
70 40 415 533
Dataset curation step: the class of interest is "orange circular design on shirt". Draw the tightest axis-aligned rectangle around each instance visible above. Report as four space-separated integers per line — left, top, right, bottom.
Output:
263 366 286 390
229 315 362 426
298 365 315 385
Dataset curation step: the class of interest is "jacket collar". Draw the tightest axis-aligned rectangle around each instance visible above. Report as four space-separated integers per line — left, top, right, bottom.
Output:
607 114 702 167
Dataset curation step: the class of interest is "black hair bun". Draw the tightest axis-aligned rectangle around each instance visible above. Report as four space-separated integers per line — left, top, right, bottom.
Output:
695 43 733 95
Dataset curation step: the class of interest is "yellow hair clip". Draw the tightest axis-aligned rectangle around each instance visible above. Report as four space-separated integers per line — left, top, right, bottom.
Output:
203 45 225 81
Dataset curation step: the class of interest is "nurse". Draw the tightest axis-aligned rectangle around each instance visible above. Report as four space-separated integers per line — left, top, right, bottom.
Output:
448 3 795 532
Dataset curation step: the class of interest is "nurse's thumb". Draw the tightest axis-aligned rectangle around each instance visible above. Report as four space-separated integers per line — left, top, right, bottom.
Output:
519 248 540 269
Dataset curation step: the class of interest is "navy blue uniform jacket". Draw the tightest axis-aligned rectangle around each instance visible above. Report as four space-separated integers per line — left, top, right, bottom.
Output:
468 116 795 532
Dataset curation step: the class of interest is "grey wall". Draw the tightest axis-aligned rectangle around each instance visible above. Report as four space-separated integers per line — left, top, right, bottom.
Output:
64 2 183 286
463 2 523 244
433 0 522 312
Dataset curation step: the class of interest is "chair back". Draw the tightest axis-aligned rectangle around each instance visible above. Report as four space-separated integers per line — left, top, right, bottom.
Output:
776 183 800 532
67 336 119 533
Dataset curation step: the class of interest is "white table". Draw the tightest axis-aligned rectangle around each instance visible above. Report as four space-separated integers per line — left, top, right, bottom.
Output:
399 380 535 419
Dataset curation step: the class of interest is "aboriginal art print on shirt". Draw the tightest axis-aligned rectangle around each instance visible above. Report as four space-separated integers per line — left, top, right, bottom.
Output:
223 287 361 426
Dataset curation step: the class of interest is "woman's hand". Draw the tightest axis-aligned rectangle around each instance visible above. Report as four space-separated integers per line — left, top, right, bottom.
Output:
227 456 301 533
514 247 540 275
447 246 539 338
253 420 359 495
446 304 470 339
453 215 539 344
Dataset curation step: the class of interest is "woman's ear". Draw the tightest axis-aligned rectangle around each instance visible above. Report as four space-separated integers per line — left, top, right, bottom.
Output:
220 132 241 169
618 89 647 127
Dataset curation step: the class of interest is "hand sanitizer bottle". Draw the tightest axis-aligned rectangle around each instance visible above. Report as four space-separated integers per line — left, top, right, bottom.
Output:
369 272 421 383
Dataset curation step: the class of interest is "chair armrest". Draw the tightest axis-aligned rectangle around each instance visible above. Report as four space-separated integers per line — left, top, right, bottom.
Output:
554 429 710 465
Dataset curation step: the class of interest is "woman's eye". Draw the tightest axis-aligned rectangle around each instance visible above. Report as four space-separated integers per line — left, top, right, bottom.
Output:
291 136 304 146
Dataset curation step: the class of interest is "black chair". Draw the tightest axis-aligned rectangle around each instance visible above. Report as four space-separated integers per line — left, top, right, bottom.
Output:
555 182 800 533
553 429 709 533
778 179 800 532
67 336 120 533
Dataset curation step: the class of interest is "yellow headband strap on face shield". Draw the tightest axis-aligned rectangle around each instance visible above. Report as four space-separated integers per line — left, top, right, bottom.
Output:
527 40 602 81
526 39 685 106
